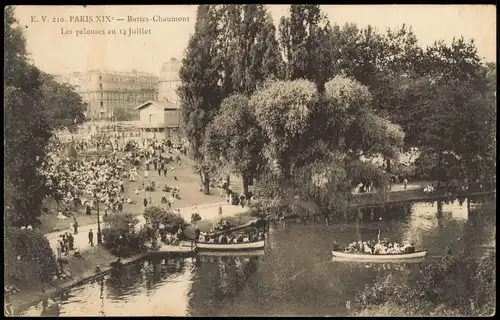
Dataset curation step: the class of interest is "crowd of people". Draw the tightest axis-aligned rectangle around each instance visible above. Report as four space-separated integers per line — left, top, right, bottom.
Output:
197 229 266 244
193 218 266 244
216 179 255 208
333 238 416 255
39 134 189 224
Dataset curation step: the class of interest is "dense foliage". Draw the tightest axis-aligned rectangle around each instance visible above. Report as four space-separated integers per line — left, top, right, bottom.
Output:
102 213 145 257
141 206 187 249
4 7 52 227
204 94 265 195
356 250 496 316
39 72 86 131
4 228 58 287
144 206 186 230
180 4 494 217
4 7 87 227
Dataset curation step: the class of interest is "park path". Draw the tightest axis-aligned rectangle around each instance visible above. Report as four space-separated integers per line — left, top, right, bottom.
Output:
47 201 249 254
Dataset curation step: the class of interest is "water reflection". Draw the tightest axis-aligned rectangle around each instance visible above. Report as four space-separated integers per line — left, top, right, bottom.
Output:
21 199 495 317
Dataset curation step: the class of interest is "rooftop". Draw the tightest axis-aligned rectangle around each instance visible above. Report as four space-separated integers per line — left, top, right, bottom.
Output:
136 100 181 111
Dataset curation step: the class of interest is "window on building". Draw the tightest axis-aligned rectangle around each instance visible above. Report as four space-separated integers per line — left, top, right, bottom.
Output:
149 114 153 123
100 101 104 108
101 92 103 98
99 75 102 80
100 83 103 90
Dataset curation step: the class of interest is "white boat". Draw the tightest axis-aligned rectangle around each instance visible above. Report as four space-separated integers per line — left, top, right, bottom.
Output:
197 249 265 257
197 240 265 251
332 250 427 261
148 244 197 255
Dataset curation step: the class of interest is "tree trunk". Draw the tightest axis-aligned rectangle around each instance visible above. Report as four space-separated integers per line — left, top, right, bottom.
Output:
226 175 230 186
199 171 204 185
437 153 443 188
385 158 391 173
437 200 443 217
281 159 291 181
242 172 249 196
203 172 210 195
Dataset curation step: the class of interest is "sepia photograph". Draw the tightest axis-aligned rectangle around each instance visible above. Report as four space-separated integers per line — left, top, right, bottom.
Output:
4 4 496 317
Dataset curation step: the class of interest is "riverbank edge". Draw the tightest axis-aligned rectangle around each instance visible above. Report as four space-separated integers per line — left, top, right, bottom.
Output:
269 189 495 221
350 189 495 209
10 249 149 315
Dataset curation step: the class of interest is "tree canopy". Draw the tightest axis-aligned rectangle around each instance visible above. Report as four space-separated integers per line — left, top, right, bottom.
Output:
179 4 494 213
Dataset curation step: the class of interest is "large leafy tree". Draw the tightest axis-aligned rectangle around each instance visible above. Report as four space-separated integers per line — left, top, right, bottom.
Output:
204 94 265 195
40 73 86 130
4 6 52 227
250 76 404 217
398 38 494 184
251 79 318 180
177 5 224 194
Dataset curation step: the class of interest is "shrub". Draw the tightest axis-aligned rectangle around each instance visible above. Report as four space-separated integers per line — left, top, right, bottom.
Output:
356 249 496 316
4 228 58 287
102 213 145 257
143 206 186 233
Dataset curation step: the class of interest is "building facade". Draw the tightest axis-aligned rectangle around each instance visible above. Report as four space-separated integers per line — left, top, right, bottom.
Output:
136 100 182 141
158 58 181 103
55 70 159 120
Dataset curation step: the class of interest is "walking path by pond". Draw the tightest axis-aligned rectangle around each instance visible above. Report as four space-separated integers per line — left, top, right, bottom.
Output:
47 202 249 254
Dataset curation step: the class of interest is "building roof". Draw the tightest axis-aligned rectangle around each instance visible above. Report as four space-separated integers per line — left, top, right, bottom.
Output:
135 100 180 111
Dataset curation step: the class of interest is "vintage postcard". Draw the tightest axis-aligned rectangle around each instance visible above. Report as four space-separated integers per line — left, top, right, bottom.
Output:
4 4 496 317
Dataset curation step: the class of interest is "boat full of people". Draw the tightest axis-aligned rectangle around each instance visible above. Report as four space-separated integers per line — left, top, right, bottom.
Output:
194 221 266 251
331 238 427 261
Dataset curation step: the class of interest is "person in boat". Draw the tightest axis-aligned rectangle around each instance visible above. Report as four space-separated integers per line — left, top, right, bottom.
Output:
402 241 416 253
220 234 228 244
367 240 375 253
362 241 372 254
332 241 343 252
373 241 386 255
194 227 201 243
258 231 266 241
204 233 210 243
344 242 354 253
243 234 250 243
227 233 235 243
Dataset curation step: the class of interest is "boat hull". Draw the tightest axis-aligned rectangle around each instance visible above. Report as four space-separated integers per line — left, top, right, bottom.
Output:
198 249 265 257
332 250 427 261
197 240 265 251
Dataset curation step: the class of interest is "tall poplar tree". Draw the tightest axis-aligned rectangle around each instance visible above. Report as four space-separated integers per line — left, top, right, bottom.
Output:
279 4 333 91
177 5 223 194
203 5 282 190
220 5 282 96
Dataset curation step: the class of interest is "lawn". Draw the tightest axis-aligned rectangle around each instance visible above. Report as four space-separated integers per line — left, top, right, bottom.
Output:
38 152 245 234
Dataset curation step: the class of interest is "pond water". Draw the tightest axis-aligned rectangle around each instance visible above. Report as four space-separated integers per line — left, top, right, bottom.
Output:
23 197 496 317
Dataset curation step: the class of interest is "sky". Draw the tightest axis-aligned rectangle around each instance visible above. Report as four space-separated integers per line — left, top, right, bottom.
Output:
13 5 497 76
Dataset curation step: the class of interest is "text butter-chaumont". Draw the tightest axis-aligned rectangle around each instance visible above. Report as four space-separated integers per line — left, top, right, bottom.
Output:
127 16 190 23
